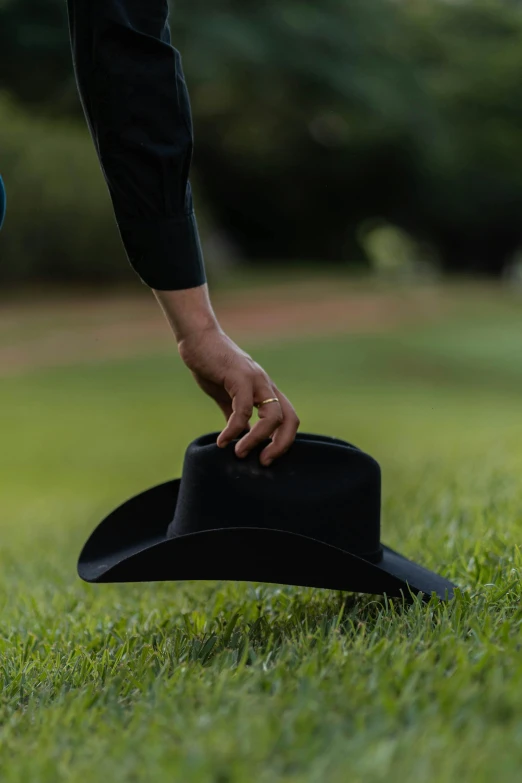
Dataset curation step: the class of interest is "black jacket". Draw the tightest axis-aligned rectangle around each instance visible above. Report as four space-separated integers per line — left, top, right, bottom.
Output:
66 0 206 290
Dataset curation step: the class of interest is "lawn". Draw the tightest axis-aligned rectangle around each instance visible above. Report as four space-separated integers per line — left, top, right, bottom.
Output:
1 281 522 782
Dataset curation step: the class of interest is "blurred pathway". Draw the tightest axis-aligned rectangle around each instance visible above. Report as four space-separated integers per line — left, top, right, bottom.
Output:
0 281 455 377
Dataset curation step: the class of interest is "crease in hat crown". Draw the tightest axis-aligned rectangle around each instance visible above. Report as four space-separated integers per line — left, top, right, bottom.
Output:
166 431 384 563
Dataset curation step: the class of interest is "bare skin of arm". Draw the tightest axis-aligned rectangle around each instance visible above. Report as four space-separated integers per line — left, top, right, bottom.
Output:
152 285 300 467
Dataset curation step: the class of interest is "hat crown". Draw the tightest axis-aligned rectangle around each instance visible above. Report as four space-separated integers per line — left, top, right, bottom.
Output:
167 432 382 562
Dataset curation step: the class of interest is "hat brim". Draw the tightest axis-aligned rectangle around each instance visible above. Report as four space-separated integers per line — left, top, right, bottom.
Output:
78 480 456 601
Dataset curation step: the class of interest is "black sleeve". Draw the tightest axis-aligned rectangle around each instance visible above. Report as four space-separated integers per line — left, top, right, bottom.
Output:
66 0 206 290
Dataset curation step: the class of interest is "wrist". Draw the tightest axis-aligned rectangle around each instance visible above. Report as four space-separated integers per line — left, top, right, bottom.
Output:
174 315 221 344
152 284 220 343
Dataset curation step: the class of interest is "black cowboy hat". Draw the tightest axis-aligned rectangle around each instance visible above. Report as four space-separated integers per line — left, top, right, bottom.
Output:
78 431 457 601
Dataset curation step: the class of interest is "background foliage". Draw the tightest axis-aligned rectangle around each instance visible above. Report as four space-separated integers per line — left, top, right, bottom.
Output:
2 0 522 284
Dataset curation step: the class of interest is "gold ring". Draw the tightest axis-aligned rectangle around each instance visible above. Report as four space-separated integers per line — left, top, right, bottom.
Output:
254 397 280 409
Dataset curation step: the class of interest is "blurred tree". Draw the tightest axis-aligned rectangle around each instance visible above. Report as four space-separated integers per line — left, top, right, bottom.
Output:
0 0 78 114
3 0 522 278
390 0 522 276
171 0 432 268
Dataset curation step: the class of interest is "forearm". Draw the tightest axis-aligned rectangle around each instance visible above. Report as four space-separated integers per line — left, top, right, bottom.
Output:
152 284 220 343
66 0 206 290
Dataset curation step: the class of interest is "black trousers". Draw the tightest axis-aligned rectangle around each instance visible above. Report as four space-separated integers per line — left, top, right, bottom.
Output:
66 0 206 290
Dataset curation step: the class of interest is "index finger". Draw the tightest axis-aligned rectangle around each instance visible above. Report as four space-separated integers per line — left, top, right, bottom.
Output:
216 383 254 448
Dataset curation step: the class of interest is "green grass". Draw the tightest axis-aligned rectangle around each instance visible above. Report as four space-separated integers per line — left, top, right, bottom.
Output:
2 285 522 782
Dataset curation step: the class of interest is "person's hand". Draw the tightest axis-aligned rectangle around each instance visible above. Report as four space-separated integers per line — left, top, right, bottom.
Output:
177 324 300 466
